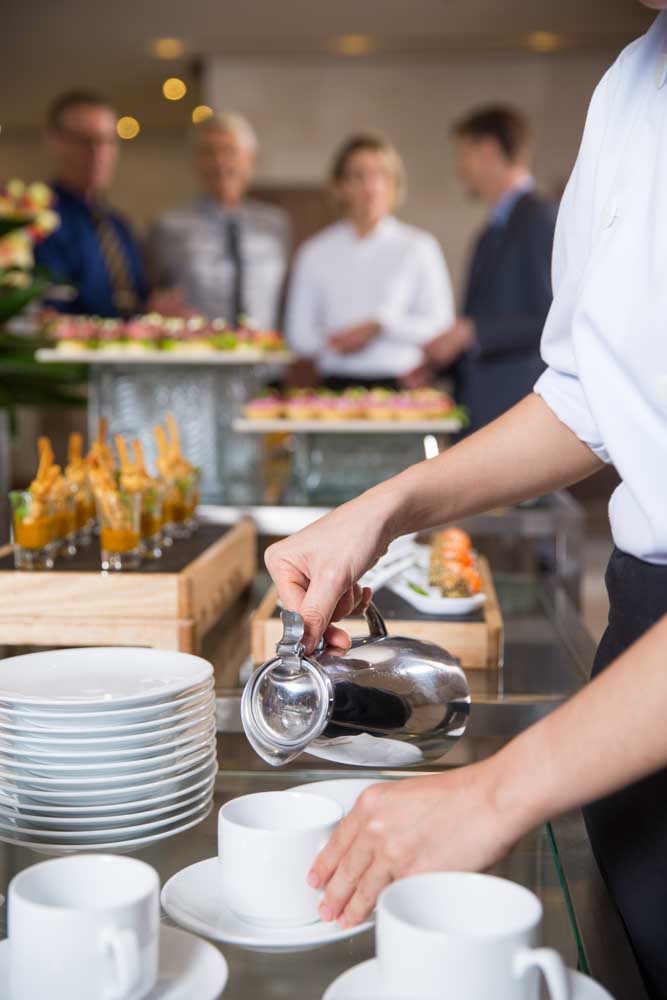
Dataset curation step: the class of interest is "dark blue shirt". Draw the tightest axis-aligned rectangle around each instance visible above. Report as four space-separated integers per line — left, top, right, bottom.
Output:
35 182 148 317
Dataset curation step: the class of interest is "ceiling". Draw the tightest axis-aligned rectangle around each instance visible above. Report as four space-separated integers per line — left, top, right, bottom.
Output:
1 0 655 128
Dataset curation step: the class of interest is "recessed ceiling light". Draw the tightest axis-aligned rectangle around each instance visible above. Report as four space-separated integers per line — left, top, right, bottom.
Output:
192 105 214 124
151 37 185 59
116 116 140 140
162 77 187 101
333 34 375 57
524 31 563 53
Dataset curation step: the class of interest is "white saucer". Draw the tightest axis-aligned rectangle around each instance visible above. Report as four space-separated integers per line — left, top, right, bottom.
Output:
289 778 385 815
0 802 212 854
322 959 615 999
0 923 228 999
161 857 374 953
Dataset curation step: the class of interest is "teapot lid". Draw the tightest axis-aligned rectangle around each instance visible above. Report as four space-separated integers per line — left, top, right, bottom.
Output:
241 610 333 766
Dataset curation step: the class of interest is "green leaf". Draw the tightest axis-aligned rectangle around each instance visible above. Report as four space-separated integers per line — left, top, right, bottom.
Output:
407 580 430 596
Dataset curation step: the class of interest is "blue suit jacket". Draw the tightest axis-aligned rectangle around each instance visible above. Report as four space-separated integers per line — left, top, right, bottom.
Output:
35 183 148 318
454 191 557 432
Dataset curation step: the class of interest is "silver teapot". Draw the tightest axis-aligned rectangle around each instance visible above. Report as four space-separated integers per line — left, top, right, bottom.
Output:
241 603 470 767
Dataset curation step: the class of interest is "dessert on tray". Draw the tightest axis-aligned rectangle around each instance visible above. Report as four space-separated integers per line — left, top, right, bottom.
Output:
46 311 287 356
428 529 481 597
242 387 466 423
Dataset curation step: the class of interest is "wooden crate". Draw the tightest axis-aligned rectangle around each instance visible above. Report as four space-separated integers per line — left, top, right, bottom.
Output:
252 556 503 670
0 521 256 654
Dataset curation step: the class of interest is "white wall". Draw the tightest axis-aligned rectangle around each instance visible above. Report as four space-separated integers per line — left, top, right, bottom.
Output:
204 50 615 298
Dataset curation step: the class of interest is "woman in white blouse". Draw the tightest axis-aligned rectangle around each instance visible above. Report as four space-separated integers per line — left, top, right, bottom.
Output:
285 133 455 387
267 7 667 997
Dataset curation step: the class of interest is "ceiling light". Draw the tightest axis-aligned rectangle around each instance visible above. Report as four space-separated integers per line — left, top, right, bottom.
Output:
524 31 563 53
162 77 187 101
192 105 214 124
333 34 375 57
151 37 185 59
116 117 140 140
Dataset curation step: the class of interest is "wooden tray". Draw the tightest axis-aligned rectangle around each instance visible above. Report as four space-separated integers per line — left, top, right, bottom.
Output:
251 556 503 670
36 348 294 367
233 417 461 434
0 521 256 653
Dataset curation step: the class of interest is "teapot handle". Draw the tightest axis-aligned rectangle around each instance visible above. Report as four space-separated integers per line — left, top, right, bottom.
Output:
363 602 388 639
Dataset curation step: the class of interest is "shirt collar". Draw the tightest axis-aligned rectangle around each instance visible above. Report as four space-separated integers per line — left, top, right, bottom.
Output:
489 176 536 228
342 215 397 241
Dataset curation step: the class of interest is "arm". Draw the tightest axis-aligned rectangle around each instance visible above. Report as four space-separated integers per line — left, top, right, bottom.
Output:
265 392 603 651
310 613 667 926
376 235 456 346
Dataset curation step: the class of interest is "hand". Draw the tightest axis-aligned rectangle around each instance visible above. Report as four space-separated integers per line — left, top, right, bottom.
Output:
308 760 522 928
398 363 436 390
423 318 476 368
327 321 380 355
264 490 398 651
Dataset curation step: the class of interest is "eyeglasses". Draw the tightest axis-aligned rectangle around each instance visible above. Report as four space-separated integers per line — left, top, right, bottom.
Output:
56 128 118 150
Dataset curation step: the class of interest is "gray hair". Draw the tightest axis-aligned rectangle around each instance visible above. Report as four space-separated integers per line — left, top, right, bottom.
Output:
193 111 258 153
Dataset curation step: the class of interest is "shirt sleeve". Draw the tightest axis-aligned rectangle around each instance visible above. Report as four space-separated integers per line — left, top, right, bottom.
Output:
376 234 456 345
284 244 325 360
533 63 618 463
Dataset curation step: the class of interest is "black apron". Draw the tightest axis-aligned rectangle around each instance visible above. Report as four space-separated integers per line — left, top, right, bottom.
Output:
583 548 667 1000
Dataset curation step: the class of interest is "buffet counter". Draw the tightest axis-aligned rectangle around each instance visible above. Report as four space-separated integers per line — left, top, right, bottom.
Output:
0 568 645 998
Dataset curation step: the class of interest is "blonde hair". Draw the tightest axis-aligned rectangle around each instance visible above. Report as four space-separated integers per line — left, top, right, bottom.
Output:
193 111 258 153
330 132 406 207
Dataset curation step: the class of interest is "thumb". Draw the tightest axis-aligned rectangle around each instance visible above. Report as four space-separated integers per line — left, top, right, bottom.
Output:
299 576 346 653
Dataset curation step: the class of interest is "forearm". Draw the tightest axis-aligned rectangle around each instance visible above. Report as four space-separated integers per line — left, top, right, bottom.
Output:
493 613 667 840
372 392 603 540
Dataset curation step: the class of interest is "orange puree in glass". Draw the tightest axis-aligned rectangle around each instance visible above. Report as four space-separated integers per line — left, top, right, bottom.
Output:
100 528 139 553
140 512 161 539
14 517 53 549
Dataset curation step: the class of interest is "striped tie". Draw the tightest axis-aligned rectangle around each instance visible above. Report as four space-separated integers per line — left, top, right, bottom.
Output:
90 203 139 316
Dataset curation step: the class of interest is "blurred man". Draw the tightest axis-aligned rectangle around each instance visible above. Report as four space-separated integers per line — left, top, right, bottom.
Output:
149 112 290 328
35 90 148 317
420 107 557 432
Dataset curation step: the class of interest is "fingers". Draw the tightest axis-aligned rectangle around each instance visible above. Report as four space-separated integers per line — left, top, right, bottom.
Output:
300 574 348 653
308 809 361 892
338 862 393 928
318 838 374 923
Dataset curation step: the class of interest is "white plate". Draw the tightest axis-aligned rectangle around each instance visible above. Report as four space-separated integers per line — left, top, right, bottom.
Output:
0 647 212 708
321 959 615 999
389 577 486 616
289 779 384 816
0 924 228 1000
161 857 373 953
0 732 216 778
0 697 215 745
0 739 215 791
0 801 213 855
1 756 218 806
0 778 215 828
0 714 215 759
0 761 217 815
0 793 213 842
0 682 215 728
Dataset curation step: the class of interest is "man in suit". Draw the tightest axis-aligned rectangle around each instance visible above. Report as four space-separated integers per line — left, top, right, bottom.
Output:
420 106 557 432
35 90 149 317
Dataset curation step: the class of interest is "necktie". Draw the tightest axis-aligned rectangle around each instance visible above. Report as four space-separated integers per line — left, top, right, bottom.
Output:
90 203 139 316
225 217 245 325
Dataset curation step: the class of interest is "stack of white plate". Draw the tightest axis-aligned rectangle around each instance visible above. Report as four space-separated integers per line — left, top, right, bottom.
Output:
0 647 217 854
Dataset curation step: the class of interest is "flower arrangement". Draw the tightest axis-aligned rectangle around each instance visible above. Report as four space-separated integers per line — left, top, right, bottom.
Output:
0 179 59 321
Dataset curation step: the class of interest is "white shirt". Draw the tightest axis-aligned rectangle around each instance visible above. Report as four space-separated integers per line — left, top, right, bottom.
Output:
535 12 667 564
149 199 290 329
285 217 455 378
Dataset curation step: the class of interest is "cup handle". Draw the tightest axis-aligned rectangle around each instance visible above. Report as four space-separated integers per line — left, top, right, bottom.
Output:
513 947 572 1000
100 927 141 1000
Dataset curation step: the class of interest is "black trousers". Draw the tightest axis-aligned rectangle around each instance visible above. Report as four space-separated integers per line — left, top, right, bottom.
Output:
583 549 667 1000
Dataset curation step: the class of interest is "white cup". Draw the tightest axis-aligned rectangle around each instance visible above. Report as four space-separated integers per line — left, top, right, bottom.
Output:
377 872 571 1000
218 790 343 927
8 854 159 1000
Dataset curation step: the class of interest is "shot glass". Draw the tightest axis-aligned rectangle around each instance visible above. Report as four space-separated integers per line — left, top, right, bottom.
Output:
140 484 164 561
73 482 96 545
54 489 77 558
167 475 197 541
10 491 56 571
97 489 142 571
185 467 201 534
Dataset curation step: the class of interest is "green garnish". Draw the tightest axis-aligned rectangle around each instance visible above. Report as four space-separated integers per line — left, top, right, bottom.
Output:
408 581 429 596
